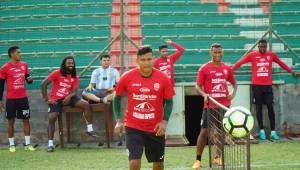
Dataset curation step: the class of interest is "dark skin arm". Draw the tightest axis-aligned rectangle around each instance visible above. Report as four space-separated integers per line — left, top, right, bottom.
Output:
40 77 56 104
63 88 77 105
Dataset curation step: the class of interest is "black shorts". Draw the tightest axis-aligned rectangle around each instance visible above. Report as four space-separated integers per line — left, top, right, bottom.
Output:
48 95 81 114
252 85 273 105
6 97 30 120
125 127 165 162
201 109 225 129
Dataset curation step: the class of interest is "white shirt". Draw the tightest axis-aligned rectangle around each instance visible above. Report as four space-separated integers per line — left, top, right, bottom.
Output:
90 66 120 90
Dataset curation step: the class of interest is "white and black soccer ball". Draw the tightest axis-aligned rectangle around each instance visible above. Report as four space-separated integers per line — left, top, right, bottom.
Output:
222 106 254 138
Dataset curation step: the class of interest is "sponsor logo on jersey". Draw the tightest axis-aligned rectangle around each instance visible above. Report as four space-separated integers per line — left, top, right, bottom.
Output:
139 87 150 93
132 83 142 87
133 93 157 100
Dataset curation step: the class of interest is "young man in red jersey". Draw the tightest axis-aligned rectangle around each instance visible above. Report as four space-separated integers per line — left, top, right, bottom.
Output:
153 39 185 86
113 46 175 170
192 43 237 169
232 39 299 141
41 56 98 152
0 46 35 152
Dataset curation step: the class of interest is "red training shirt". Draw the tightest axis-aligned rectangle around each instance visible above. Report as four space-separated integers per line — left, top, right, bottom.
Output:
154 42 185 86
231 51 294 85
196 62 236 108
48 69 79 101
115 68 175 132
0 61 29 99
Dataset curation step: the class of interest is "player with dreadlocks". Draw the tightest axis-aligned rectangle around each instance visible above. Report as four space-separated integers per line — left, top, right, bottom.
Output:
41 56 98 152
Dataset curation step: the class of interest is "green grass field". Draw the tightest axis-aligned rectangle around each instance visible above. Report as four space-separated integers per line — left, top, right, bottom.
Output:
0 141 300 170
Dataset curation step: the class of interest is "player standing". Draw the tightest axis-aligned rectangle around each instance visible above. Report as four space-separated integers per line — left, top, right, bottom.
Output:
232 39 299 140
0 46 35 152
192 43 237 169
154 39 185 86
113 46 175 170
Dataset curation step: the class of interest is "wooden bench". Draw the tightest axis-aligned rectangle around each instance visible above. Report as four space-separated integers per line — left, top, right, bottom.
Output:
57 103 114 148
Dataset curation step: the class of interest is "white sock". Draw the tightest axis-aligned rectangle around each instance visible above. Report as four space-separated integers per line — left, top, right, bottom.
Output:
87 124 93 132
48 140 54 147
8 138 14 146
103 96 108 104
25 136 30 145
260 129 265 133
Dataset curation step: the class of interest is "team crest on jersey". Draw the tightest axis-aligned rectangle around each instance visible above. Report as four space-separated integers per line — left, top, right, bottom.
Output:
223 69 228 76
154 83 160 91
267 56 270 60
21 66 25 70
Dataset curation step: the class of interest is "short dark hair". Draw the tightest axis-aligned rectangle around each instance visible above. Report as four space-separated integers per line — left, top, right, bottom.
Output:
210 43 222 50
100 54 110 60
8 46 20 58
159 44 168 50
137 45 152 57
258 39 267 44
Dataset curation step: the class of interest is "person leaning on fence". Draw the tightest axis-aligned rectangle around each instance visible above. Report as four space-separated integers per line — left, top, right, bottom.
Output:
192 43 237 170
231 39 299 141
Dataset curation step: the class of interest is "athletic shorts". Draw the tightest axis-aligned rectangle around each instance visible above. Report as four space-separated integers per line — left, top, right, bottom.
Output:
201 108 225 129
48 95 81 114
125 127 165 162
252 85 273 105
6 97 30 120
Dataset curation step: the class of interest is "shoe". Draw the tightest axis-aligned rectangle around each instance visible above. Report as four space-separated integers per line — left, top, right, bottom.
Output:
98 141 104 146
270 131 279 140
259 130 266 140
213 157 223 166
86 131 100 138
47 146 54 152
24 144 36 151
9 145 16 153
192 160 202 169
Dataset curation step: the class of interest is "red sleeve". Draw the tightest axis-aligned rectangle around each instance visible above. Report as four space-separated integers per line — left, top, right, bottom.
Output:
163 76 175 99
231 53 252 71
73 77 79 89
115 72 128 96
153 58 159 69
0 66 6 79
227 67 236 86
196 66 205 86
169 42 185 63
48 70 58 81
25 63 30 75
272 53 294 74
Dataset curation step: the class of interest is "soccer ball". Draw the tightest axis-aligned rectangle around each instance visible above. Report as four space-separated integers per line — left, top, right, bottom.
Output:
222 106 254 138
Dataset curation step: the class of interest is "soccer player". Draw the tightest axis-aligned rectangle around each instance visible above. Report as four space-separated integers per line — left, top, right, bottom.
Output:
113 45 175 170
154 39 185 86
82 54 120 104
41 56 98 152
192 43 237 169
0 46 35 152
232 39 299 140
